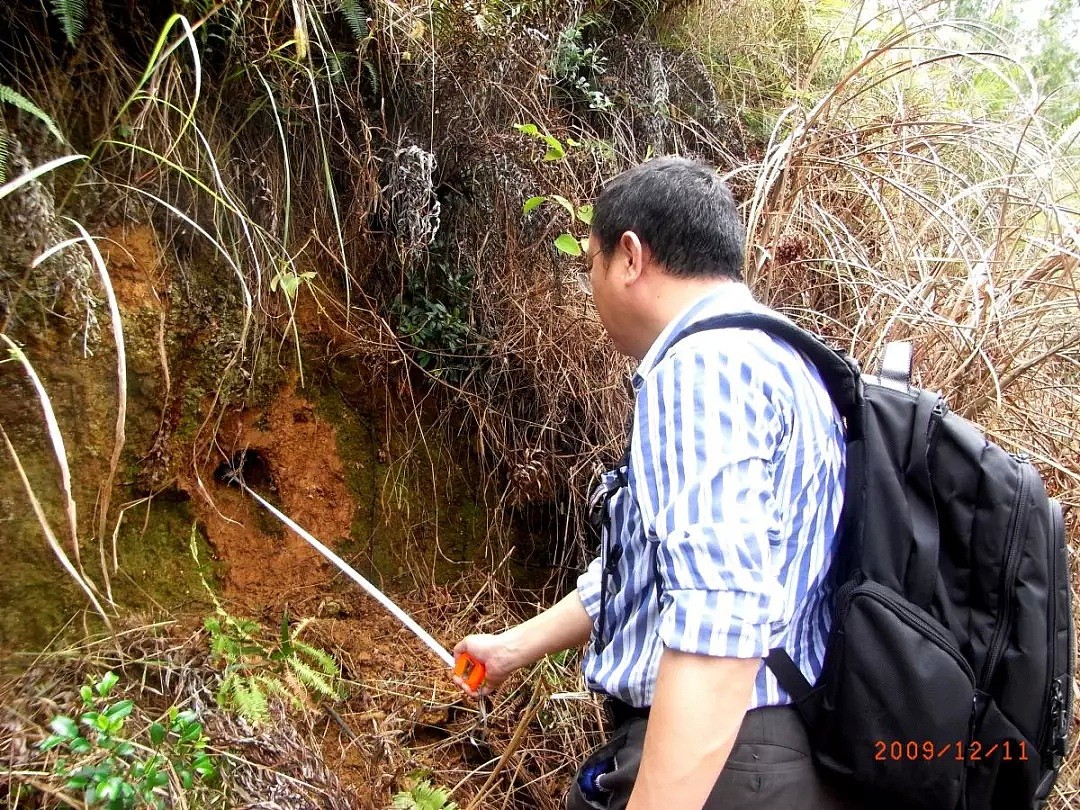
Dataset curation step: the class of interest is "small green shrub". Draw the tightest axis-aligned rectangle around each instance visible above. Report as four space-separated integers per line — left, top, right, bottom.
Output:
39 672 217 809
512 122 579 162
522 193 592 256
513 124 593 257
270 268 316 300
392 258 479 381
551 17 614 111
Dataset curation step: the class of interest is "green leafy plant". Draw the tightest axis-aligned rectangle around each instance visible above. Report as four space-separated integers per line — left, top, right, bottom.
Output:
512 124 593 256
269 268 316 300
206 609 344 726
522 194 592 257
391 771 459 810
0 84 66 185
340 0 368 43
39 671 217 809
0 85 64 141
392 259 479 380
551 18 613 111
512 122 579 161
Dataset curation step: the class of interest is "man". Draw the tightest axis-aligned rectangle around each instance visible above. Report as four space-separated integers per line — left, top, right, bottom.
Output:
454 157 852 809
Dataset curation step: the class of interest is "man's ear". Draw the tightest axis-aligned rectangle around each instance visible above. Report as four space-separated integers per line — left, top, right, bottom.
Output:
618 231 645 284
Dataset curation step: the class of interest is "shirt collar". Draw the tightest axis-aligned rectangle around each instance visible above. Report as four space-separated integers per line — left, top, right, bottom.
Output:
632 282 759 389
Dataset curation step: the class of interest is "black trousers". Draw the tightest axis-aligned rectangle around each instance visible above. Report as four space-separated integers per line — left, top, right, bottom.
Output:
565 702 860 810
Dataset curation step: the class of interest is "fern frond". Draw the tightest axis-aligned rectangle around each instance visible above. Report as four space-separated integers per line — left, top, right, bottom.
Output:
255 673 287 699
219 671 269 724
49 0 87 47
235 675 270 724
286 656 339 700
280 669 313 712
392 780 459 810
296 641 340 678
340 0 367 44
217 672 238 709
0 85 64 142
362 59 379 96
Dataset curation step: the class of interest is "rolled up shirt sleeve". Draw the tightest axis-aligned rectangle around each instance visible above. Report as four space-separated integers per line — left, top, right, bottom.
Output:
633 341 787 660
576 555 604 623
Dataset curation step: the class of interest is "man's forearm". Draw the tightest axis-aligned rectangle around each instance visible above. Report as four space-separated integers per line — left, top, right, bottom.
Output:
626 648 761 810
501 590 593 669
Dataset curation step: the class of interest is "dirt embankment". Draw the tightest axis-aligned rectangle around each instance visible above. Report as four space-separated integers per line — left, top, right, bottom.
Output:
183 381 356 610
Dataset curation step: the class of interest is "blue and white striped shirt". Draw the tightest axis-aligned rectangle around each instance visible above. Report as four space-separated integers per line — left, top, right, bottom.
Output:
577 284 845 709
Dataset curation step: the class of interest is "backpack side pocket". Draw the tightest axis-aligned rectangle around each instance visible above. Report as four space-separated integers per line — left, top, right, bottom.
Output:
797 580 975 810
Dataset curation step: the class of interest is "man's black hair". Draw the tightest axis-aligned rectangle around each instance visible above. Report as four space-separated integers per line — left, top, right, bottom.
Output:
592 156 745 280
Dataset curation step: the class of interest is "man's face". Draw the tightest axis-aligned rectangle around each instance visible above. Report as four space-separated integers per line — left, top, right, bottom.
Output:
586 232 637 358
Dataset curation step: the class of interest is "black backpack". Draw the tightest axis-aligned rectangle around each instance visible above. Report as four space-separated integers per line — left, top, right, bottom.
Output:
667 312 1075 810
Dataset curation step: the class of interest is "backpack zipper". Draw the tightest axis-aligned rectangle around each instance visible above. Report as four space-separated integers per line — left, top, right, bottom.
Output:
856 580 975 684
978 463 1035 690
1037 501 1070 762
1060 499 1075 755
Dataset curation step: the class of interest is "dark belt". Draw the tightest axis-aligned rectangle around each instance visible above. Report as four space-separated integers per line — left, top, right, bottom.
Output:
603 697 809 750
604 696 650 728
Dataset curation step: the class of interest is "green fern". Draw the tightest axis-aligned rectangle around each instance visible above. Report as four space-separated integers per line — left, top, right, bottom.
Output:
0 85 64 142
296 641 341 681
340 0 367 44
286 655 339 701
392 778 459 810
49 0 87 47
206 609 345 726
361 59 380 97
257 673 303 712
234 675 269 724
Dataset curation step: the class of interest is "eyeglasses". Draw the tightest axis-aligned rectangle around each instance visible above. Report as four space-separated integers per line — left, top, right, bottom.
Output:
576 248 600 296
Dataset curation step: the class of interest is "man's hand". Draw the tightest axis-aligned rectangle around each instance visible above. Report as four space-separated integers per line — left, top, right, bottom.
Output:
626 649 761 810
452 591 593 696
453 633 524 695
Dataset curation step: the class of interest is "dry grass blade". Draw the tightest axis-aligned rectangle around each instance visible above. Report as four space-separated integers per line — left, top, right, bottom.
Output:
0 426 112 628
0 153 85 201
463 689 544 810
65 219 128 598
0 333 90 587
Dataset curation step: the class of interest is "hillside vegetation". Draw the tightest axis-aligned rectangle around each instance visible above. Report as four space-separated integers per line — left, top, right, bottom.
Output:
0 0 1077 807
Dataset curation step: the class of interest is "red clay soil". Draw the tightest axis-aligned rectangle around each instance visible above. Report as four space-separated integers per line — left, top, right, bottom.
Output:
104 223 357 612
179 380 358 612
173 382 483 806
104 224 170 311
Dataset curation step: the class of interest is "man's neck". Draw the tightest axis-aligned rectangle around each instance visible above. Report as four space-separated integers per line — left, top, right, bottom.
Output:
629 276 736 361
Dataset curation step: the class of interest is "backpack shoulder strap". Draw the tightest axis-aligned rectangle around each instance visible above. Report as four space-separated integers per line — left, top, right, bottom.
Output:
668 312 864 423
668 312 865 701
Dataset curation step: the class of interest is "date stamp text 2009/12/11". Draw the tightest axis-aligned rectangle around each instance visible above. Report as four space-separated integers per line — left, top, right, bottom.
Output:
874 740 1030 762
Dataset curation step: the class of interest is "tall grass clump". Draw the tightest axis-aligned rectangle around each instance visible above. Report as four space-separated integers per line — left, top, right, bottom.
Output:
733 10 1078 500
657 0 843 135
